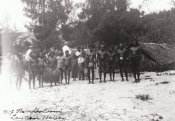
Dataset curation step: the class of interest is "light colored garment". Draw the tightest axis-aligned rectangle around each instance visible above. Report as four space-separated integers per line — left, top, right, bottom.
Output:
75 51 81 57
78 57 85 64
62 45 71 55
56 56 64 69
25 49 32 61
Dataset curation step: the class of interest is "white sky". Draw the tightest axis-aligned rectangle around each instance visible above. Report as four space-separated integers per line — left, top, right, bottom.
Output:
0 0 173 32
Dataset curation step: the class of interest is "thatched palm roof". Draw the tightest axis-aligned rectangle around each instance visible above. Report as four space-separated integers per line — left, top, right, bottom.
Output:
140 43 175 71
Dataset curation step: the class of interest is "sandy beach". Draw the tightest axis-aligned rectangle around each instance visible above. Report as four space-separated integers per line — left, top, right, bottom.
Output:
0 71 175 121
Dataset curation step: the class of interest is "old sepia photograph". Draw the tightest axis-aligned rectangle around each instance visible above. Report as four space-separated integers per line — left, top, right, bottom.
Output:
0 0 175 120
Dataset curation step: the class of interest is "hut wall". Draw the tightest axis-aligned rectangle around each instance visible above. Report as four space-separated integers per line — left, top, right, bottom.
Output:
140 43 175 72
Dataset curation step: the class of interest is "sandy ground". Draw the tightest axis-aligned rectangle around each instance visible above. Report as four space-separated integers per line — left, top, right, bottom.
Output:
0 71 175 121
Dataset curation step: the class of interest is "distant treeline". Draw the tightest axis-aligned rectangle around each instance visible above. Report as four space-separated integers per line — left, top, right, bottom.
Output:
61 0 175 47
9 0 175 50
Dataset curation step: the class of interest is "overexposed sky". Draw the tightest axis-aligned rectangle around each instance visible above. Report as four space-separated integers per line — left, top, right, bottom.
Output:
130 0 173 13
0 0 173 32
0 0 30 32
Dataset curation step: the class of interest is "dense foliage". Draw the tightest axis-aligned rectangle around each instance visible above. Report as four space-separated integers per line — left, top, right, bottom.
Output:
22 0 175 48
21 0 73 49
61 0 175 47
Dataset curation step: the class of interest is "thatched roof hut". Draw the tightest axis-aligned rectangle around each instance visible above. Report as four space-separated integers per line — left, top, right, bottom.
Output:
140 43 175 71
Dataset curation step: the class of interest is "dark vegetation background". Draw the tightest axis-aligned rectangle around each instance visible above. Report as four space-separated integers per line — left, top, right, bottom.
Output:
1 0 175 53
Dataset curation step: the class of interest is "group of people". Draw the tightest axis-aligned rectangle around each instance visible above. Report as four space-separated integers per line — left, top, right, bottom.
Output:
85 40 142 84
5 40 142 89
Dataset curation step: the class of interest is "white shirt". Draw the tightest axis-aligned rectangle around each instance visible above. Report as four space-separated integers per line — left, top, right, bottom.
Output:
62 45 71 55
78 56 84 64
25 49 32 61
75 51 81 57
56 56 64 68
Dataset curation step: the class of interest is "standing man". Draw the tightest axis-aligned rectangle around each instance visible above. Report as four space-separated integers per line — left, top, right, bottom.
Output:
78 55 85 80
130 40 142 83
56 51 64 84
47 51 57 86
117 43 129 81
107 46 116 81
63 50 72 84
86 46 96 84
97 45 107 83
76 47 85 80
28 47 38 89
37 52 46 87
